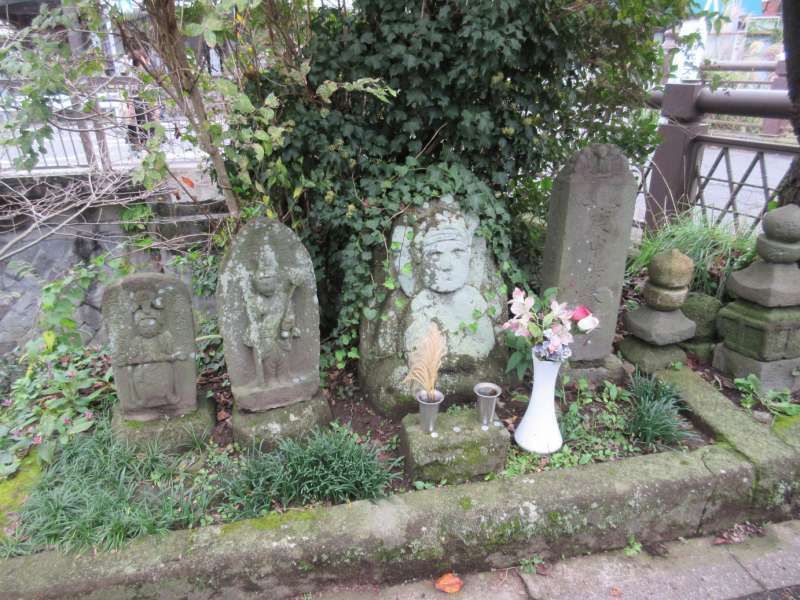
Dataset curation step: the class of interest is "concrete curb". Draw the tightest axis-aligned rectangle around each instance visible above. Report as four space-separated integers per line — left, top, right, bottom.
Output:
1 372 798 599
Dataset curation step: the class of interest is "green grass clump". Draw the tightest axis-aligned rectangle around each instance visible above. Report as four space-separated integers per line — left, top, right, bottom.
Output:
2 421 400 556
627 371 694 449
627 213 756 295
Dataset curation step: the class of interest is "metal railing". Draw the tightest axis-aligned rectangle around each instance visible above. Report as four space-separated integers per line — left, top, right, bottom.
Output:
643 82 799 232
0 82 204 175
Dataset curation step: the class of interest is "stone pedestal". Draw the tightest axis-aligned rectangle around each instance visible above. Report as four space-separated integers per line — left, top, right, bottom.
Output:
620 250 695 372
401 411 510 483
713 344 800 392
715 205 800 391
560 355 626 387
232 393 332 450
717 301 800 361
111 397 215 452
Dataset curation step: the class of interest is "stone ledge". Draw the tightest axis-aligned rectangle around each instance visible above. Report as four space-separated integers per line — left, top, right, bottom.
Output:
657 368 800 517
0 444 755 599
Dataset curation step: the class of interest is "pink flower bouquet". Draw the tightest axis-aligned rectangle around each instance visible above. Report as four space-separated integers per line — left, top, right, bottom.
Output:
502 287 599 361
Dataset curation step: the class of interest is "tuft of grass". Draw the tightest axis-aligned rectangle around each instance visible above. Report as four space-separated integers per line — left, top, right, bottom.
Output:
268 424 402 506
627 213 756 296
5 421 400 555
628 371 694 449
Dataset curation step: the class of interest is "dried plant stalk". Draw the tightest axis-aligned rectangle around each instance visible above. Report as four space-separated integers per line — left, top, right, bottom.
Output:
403 324 447 397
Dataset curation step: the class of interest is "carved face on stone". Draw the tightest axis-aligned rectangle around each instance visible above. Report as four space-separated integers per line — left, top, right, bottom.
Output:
132 290 164 338
252 246 280 297
421 222 471 293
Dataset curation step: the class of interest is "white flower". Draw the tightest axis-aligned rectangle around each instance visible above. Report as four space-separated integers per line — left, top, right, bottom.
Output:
577 314 600 333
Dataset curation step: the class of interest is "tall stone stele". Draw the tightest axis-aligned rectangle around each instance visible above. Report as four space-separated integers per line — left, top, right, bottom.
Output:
218 218 331 446
541 144 637 381
714 204 800 391
359 195 507 417
103 273 213 449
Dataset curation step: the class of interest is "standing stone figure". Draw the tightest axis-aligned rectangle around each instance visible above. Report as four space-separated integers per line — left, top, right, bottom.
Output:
103 273 198 421
541 144 637 379
218 219 319 412
359 195 507 417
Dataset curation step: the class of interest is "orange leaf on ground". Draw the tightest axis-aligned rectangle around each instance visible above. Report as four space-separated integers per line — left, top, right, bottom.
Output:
180 175 195 188
435 573 463 594
610 586 623 597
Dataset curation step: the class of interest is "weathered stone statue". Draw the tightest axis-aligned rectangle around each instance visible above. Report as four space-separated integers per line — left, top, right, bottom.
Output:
104 274 197 419
218 218 330 445
359 196 507 417
103 273 212 448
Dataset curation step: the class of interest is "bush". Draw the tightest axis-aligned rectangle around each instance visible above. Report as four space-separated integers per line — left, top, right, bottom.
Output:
627 371 694 448
4 421 399 555
627 214 756 296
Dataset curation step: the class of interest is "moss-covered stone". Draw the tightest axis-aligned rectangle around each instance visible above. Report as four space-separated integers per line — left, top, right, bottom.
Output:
657 368 800 517
401 411 510 483
679 340 715 363
772 414 800 451
0 452 41 539
111 396 215 453
231 392 332 450
717 300 800 361
681 292 722 341
618 337 685 372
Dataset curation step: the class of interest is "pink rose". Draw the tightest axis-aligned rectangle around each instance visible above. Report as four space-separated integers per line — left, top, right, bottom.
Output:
572 305 591 321
32 435 42 445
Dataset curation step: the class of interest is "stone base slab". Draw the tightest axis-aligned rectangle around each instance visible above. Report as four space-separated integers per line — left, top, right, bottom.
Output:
618 337 687 373
560 354 626 386
623 306 696 345
232 392 332 450
712 344 800 392
401 411 510 483
111 398 216 452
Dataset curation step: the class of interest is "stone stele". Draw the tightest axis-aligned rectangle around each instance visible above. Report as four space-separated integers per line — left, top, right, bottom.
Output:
541 144 637 361
359 196 507 418
103 273 198 421
104 273 213 450
218 218 320 412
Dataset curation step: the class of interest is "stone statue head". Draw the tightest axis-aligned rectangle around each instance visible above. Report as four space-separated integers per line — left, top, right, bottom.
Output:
132 290 164 339
420 216 472 293
252 245 280 297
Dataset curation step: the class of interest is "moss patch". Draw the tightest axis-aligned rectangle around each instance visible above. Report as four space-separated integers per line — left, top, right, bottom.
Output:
220 507 320 535
0 452 42 537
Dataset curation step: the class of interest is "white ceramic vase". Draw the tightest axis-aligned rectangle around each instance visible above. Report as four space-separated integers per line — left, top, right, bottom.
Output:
514 353 563 454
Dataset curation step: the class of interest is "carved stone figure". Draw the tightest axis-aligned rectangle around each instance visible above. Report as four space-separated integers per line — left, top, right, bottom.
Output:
102 273 197 420
359 196 507 417
218 219 320 412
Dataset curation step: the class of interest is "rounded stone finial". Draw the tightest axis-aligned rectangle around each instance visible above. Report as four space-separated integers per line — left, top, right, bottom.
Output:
762 204 800 243
648 249 694 289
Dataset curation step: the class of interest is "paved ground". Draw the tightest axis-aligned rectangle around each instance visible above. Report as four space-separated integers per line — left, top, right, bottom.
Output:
312 520 800 600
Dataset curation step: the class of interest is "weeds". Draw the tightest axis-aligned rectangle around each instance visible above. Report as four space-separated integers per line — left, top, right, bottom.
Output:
627 214 756 296
733 374 800 417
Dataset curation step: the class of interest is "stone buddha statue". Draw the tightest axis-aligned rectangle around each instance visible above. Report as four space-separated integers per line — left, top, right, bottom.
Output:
103 274 197 422
359 196 507 417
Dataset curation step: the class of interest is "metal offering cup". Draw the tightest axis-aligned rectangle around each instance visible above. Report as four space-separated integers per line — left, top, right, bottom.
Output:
473 382 502 429
416 390 444 434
